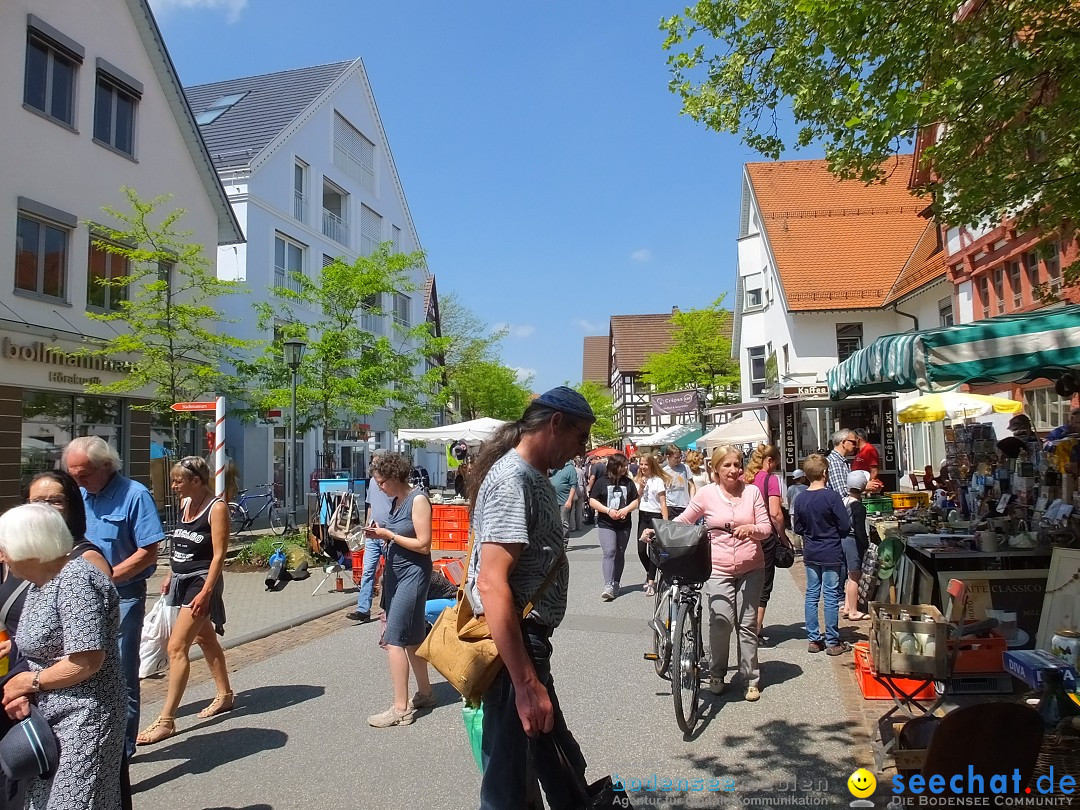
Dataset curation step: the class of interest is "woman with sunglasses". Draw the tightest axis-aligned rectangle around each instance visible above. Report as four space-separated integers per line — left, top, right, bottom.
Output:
138 457 232 744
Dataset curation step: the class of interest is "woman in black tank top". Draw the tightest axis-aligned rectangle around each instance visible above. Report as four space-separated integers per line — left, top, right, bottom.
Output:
137 457 233 745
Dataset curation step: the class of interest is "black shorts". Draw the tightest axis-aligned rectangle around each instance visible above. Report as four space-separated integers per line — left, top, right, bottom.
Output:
173 574 207 607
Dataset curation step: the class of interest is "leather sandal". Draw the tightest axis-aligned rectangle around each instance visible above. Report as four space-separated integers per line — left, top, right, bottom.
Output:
198 691 235 719
137 716 176 745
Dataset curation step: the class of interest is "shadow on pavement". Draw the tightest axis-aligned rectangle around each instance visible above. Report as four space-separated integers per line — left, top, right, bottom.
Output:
206 806 272 810
132 727 288 793
176 684 326 721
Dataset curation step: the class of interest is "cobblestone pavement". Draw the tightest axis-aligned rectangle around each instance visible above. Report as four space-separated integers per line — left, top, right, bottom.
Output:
132 526 877 809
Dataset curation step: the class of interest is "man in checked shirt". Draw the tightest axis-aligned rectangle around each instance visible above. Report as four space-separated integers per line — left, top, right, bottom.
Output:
826 428 857 494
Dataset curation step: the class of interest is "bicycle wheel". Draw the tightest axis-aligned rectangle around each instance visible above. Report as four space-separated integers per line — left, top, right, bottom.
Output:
227 503 246 535
652 578 672 678
269 505 287 535
671 598 702 735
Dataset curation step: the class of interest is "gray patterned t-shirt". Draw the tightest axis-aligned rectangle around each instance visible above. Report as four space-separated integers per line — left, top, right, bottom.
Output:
466 448 569 628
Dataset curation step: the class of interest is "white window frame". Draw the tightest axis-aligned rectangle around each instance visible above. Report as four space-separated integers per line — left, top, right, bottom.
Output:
938 296 954 327
274 233 305 295
293 160 307 223
835 323 863 362
748 345 767 397
360 205 382 257
393 292 410 327
1008 260 1023 309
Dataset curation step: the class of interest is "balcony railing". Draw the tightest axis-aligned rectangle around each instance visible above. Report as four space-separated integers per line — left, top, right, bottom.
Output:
322 209 349 246
274 267 303 295
293 191 305 222
361 310 382 334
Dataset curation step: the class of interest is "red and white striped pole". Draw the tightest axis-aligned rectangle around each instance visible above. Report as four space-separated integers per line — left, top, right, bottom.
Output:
212 395 225 497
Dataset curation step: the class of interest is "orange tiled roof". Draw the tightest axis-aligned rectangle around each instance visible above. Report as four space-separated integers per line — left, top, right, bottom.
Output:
883 223 948 305
610 314 677 373
610 310 733 373
746 155 932 311
581 336 609 386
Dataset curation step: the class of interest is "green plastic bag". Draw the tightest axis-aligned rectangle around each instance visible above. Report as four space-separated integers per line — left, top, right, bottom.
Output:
462 700 484 772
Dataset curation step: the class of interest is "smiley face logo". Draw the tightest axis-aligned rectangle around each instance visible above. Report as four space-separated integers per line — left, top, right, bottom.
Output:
848 768 877 798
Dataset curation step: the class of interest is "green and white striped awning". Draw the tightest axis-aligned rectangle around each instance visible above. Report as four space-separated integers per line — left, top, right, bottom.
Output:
827 305 1080 399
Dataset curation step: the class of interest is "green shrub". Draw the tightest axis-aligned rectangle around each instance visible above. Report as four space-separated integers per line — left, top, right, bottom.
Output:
232 533 310 567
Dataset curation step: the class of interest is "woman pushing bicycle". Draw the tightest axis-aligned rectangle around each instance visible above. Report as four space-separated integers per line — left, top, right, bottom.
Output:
644 444 771 701
138 456 233 744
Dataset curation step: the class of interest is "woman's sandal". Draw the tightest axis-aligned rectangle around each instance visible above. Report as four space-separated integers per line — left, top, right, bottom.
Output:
198 691 235 719
136 716 175 745
847 612 872 621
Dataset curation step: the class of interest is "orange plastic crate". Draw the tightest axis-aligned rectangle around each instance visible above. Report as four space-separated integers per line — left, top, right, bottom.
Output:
432 535 468 552
949 632 1007 674
351 549 364 585
854 642 936 700
433 557 465 585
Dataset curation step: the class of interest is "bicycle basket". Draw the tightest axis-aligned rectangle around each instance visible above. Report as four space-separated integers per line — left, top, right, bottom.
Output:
649 520 711 582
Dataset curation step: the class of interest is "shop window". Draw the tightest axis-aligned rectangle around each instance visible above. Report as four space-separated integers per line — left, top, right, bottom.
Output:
273 426 305 500
748 345 767 396
15 209 70 301
1008 260 1022 309
24 19 82 128
87 240 129 311
93 62 141 157
21 391 123 492
835 323 863 362
938 296 953 327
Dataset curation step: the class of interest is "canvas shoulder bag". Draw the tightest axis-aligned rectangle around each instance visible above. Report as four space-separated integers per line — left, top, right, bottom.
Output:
326 492 357 542
417 529 564 705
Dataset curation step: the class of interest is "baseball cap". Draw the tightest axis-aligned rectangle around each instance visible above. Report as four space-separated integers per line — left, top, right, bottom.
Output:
847 470 871 491
534 386 596 422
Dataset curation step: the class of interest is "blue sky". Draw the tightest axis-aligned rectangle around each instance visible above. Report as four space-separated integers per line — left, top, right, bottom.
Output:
152 0 804 392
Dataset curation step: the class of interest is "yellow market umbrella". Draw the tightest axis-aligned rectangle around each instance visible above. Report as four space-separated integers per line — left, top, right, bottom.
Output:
897 392 1023 424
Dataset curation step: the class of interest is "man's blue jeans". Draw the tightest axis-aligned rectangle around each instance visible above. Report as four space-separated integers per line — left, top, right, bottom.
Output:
480 623 586 810
804 563 842 647
117 581 147 757
355 537 385 614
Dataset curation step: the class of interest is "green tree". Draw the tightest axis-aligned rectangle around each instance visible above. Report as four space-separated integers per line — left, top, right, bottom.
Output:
573 380 619 447
639 298 738 407
438 293 532 420
80 188 252 448
453 361 533 421
661 0 1080 236
241 244 448 466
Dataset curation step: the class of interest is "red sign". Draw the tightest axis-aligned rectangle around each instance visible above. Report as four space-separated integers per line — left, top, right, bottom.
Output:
171 401 217 412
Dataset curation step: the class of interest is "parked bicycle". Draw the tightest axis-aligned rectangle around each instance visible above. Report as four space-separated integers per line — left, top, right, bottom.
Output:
642 521 711 735
228 485 286 535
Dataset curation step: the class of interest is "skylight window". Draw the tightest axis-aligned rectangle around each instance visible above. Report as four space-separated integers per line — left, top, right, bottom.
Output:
194 91 248 125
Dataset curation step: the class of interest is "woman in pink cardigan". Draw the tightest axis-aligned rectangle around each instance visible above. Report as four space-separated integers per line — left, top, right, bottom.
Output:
671 444 771 701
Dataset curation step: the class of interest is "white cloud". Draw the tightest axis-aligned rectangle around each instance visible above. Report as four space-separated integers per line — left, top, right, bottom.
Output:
491 322 535 339
511 367 536 384
575 318 602 332
630 248 653 263
149 0 248 23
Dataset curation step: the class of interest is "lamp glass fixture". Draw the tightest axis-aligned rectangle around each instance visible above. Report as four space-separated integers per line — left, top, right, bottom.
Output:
283 338 307 369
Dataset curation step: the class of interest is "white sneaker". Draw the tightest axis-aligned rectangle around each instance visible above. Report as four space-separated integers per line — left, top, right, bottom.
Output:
601 584 614 602
708 676 725 695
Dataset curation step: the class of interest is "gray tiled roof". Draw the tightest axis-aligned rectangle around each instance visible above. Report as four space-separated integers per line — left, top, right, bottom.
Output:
184 60 355 170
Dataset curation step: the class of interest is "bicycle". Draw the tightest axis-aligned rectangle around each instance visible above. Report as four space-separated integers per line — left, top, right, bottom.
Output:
646 573 705 734
228 485 287 536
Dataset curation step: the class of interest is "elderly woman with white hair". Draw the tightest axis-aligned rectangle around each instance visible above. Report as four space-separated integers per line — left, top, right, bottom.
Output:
0 504 125 810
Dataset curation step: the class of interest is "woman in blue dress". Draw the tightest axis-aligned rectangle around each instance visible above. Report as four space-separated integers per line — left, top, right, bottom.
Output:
363 452 434 728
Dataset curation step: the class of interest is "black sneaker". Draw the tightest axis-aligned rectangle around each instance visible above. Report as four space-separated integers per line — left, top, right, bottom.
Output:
346 611 370 622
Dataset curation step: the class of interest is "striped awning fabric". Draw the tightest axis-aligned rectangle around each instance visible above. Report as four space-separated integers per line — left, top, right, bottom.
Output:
827 305 1080 399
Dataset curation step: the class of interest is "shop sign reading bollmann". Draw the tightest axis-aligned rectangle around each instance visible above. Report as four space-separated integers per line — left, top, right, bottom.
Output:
2 338 134 385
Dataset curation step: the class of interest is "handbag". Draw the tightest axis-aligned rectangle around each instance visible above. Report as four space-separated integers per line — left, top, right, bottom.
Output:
417 532 564 705
772 535 795 569
326 492 358 543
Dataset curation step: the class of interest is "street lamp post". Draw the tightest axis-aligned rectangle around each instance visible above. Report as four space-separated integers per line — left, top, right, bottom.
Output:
283 338 307 531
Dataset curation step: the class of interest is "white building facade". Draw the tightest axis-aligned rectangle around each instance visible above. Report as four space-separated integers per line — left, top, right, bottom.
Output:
186 60 444 499
0 0 241 509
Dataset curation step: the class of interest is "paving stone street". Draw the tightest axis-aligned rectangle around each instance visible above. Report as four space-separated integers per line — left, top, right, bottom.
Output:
131 524 876 810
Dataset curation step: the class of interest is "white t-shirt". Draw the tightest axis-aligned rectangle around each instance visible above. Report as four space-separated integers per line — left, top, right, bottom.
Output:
664 463 692 508
639 476 666 513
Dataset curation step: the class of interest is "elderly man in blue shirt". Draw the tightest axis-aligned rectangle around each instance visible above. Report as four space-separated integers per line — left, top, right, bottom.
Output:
64 435 165 759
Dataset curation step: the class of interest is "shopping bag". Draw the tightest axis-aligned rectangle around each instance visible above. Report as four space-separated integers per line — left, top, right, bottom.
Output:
138 596 178 678
461 700 484 773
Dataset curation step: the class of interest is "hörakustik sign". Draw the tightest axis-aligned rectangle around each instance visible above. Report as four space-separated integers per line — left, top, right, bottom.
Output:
651 390 699 416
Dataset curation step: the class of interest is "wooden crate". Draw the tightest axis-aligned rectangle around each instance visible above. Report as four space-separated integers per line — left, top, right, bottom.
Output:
869 602 949 679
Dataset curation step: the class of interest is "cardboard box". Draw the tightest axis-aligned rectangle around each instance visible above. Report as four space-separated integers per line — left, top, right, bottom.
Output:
1003 649 1077 689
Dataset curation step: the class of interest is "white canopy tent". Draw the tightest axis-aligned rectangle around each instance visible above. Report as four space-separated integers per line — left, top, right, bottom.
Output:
397 416 507 446
700 413 769 451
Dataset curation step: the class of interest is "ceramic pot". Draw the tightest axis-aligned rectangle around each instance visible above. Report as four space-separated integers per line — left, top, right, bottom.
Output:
1051 629 1080 669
